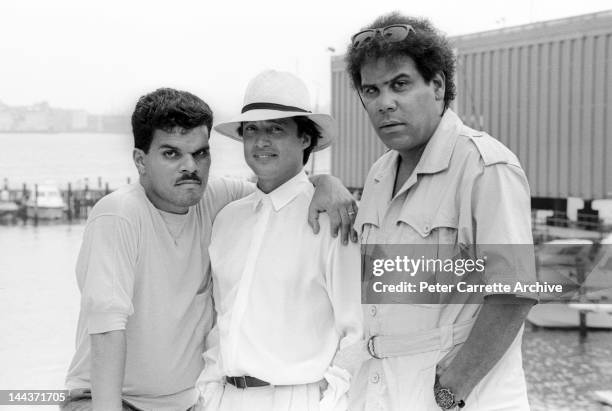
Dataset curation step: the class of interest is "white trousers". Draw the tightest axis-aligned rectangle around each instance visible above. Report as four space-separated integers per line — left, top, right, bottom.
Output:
209 382 321 411
349 325 530 411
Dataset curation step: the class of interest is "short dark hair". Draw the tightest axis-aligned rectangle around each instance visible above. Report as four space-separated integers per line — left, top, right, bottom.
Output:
345 12 456 109
237 116 321 165
131 88 213 153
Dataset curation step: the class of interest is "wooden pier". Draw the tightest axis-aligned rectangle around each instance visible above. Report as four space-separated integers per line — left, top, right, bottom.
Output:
0 177 132 222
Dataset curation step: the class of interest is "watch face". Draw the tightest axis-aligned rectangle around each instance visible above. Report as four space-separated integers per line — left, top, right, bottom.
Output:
435 387 456 409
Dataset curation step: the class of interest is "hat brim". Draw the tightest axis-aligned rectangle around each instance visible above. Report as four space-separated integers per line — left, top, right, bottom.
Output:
214 109 336 152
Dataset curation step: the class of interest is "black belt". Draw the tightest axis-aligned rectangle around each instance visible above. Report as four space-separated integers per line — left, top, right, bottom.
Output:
226 376 270 389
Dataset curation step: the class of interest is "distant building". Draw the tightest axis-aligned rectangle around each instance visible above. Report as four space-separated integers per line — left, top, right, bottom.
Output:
0 101 129 133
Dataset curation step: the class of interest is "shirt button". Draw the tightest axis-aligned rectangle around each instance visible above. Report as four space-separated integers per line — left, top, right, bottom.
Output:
423 225 431 234
369 305 377 316
371 373 380 384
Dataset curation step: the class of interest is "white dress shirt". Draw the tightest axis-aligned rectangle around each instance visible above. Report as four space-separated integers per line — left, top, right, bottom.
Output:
198 171 362 410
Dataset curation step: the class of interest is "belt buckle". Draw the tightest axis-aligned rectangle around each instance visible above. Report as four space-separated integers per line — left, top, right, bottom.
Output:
367 335 382 359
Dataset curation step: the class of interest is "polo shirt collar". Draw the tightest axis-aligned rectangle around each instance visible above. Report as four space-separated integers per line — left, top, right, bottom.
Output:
252 170 310 212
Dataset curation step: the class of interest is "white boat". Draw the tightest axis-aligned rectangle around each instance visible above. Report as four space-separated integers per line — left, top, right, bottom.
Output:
527 238 612 329
534 239 593 298
25 184 66 220
528 304 612 329
0 189 19 220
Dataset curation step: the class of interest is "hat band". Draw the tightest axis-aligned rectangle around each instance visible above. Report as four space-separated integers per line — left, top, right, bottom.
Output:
241 102 311 114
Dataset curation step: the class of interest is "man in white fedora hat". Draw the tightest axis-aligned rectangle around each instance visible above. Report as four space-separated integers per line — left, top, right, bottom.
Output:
196 70 363 411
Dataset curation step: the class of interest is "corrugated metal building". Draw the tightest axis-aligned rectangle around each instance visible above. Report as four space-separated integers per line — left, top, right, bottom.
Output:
331 10 612 201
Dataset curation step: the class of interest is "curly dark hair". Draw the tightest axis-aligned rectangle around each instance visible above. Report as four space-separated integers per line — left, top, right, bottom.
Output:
345 12 456 109
237 116 321 165
131 88 213 153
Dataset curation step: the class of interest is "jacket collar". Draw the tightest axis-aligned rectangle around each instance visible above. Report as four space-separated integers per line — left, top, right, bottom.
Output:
374 109 462 183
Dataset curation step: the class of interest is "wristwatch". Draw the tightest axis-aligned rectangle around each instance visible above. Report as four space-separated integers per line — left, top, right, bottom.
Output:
434 374 465 409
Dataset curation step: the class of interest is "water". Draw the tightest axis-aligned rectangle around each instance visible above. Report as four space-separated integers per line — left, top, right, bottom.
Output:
0 132 331 192
1 223 611 410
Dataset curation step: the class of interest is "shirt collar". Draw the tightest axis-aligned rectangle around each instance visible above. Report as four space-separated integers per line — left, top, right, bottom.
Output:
252 170 311 212
374 109 462 182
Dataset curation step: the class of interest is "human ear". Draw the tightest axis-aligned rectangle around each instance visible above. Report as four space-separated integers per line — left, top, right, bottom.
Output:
432 72 446 101
300 133 312 149
133 148 146 175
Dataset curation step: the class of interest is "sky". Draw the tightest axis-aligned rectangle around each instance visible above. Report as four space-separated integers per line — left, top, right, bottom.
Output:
1 0 611 122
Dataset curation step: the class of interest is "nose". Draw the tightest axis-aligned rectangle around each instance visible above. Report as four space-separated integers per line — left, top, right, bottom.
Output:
180 154 197 173
377 89 397 114
254 134 271 148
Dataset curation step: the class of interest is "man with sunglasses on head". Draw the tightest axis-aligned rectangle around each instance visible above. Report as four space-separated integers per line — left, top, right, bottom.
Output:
345 13 537 410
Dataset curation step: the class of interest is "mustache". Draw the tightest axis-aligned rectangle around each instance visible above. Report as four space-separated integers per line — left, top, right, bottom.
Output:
176 173 202 184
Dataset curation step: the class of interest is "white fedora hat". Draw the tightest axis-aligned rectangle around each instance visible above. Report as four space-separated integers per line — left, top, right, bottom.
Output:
214 70 336 151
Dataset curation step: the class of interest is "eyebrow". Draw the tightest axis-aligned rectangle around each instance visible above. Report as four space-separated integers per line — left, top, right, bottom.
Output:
158 144 210 153
361 73 411 89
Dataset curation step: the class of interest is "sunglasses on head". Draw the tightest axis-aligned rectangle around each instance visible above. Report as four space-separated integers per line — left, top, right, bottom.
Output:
351 24 415 48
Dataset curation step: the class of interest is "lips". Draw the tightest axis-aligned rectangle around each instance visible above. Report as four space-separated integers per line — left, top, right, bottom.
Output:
379 120 405 130
175 179 201 186
253 152 277 159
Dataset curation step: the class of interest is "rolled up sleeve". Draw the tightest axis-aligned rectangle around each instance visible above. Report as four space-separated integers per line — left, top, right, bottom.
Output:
76 215 137 334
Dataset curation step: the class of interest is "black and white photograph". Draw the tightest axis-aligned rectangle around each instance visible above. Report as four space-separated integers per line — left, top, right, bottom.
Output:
1 1 612 410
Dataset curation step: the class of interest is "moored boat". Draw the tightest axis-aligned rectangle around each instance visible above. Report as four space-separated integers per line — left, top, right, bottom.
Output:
25 184 66 219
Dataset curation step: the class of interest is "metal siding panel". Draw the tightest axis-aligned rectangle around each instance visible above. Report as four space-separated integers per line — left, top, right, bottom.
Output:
463 53 474 126
527 45 539 195
518 46 529 173
593 35 606 199
465 54 472 122
483 51 492 131
468 52 475 126
351 80 360 187
455 55 463 117
347 78 354 186
474 51 483 129
570 38 582 196
537 43 550 196
500 49 510 146
350 78 358 186
548 41 561 198
509 47 520 155
337 73 346 183
559 40 571 197
460 54 471 123
581 35 594 199
357 100 364 186
605 35 612 198
331 71 339 178
491 50 501 138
